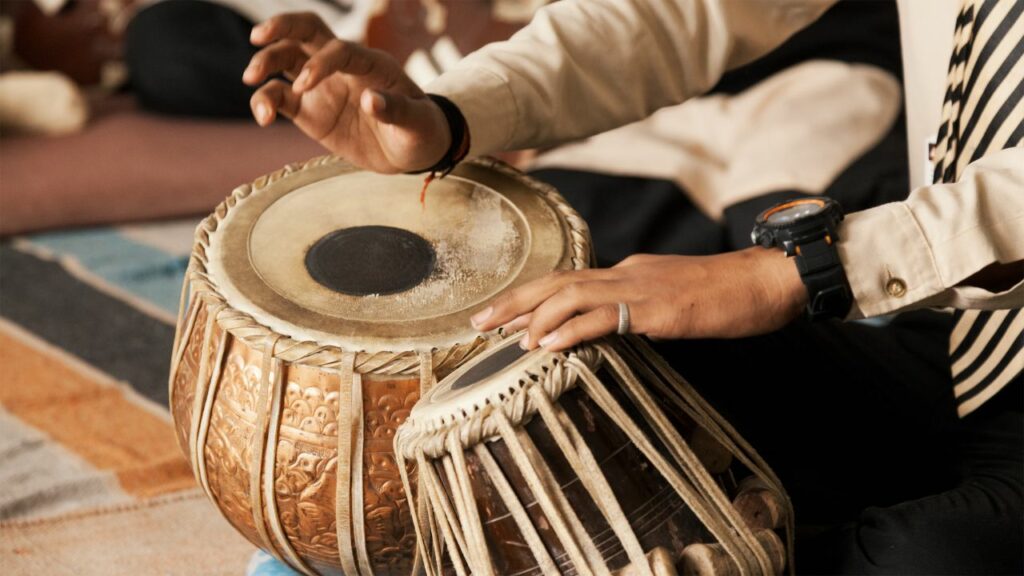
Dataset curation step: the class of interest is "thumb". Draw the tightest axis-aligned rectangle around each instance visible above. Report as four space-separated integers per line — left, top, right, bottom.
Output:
360 88 439 130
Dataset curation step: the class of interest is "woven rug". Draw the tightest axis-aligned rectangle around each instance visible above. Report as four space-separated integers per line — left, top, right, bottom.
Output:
0 219 258 573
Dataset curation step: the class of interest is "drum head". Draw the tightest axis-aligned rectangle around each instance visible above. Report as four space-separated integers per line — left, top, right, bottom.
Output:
411 336 549 423
206 158 581 351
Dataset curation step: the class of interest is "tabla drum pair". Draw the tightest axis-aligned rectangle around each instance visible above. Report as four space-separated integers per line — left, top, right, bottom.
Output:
170 154 792 576
395 335 792 576
168 156 590 575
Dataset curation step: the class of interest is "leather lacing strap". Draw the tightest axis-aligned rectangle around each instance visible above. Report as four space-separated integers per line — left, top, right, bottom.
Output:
335 351 363 575
167 297 201 427
249 335 290 568
409 350 438 576
471 441 557 572
262 340 317 576
443 433 495 576
618 336 795 575
591 343 771 575
418 450 471 576
397 339 791 575
169 259 194 374
527 385 653 576
191 303 227 494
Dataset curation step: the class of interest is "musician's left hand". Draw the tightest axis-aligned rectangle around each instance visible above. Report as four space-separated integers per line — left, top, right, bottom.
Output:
471 247 808 352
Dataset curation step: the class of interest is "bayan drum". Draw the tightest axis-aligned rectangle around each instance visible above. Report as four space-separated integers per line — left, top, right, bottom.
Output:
168 156 590 575
395 335 792 576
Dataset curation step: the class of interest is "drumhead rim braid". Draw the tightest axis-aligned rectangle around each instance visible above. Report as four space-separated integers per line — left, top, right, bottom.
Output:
181 155 591 374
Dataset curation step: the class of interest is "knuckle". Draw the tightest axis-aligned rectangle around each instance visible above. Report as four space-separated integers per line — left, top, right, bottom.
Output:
597 304 618 324
619 254 645 267
490 291 514 311
558 320 579 341
269 14 290 31
296 11 320 24
558 282 585 301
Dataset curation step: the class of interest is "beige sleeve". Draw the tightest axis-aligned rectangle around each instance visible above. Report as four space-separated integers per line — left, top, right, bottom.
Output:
426 0 836 156
528 60 902 220
839 147 1024 319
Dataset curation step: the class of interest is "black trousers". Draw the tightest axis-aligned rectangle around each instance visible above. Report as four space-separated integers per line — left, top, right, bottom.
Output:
650 313 1023 575
125 0 257 117
531 168 1023 574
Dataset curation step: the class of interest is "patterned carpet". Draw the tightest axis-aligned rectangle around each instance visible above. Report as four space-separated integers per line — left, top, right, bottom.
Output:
0 219 259 574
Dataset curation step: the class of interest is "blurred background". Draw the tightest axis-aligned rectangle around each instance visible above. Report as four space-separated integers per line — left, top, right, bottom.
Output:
0 1 907 574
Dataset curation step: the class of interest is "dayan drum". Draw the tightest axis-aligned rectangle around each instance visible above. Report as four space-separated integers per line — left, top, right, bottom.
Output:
394 335 793 576
168 156 591 575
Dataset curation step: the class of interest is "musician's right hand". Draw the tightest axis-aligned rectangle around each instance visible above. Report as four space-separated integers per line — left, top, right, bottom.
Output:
242 12 451 174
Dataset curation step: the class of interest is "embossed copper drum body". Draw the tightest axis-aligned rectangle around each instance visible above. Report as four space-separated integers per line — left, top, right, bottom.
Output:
168 156 591 575
395 336 793 576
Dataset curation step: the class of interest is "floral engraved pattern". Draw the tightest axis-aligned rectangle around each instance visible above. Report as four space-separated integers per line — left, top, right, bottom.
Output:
362 377 421 571
180 338 426 573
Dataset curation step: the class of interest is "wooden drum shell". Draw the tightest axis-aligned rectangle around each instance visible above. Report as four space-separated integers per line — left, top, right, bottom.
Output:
429 383 716 575
396 337 793 576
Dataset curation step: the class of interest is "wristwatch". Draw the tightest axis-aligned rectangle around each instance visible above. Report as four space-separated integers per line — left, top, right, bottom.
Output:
751 197 852 320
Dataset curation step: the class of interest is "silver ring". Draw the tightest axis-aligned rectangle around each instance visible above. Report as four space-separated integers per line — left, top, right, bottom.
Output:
616 302 630 335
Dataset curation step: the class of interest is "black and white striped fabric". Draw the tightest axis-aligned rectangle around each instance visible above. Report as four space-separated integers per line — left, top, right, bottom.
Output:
932 0 1024 417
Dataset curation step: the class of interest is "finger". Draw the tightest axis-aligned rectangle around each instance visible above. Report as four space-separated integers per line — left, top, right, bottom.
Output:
535 305 620 352
359 88 433 127
251 12 333 51
471 269 609 331
294 40 388 93
523 280 622 349
250 80 300 126
243 41 308 85
500 313 532 335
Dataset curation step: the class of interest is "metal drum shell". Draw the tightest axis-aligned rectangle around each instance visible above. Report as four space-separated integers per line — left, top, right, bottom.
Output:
168 155 592 575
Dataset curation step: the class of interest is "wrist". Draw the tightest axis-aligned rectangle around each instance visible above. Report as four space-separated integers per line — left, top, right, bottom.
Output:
748 246 807 321
751 197 851 320
412 94 470 175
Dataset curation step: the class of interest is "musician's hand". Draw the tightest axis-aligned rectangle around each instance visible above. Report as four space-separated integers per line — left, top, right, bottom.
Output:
243 12 449 173
471 248 808 351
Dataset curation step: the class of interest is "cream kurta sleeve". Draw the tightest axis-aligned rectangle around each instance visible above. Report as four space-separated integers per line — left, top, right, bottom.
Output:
428 0 1023 318
426 0 835 156
839 147 1024 319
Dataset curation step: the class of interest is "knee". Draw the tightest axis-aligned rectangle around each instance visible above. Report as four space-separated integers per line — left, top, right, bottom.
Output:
125 0 254 116
854 482 1022 575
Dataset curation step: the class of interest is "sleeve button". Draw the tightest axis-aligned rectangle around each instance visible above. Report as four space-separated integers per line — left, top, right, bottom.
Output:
885 277 907 297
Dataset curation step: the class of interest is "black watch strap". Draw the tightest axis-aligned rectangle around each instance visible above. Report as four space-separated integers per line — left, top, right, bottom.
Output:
796 237 852 320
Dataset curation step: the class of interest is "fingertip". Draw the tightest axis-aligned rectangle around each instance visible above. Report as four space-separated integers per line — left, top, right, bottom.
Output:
361 89 387 116
291 68 309 93
242 66 258 86
470 306 492 330
250 21 274 45
254 102 272 126
538 331 559 350
519 334 531 351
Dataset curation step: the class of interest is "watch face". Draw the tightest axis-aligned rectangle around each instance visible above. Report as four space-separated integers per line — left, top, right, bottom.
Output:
764 199 825 226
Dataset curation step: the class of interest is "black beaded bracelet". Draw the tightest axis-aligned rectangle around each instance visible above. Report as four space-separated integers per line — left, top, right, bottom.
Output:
413 94 471 177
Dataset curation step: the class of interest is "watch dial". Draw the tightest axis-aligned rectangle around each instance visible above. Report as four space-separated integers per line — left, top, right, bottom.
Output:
766 201 824 225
